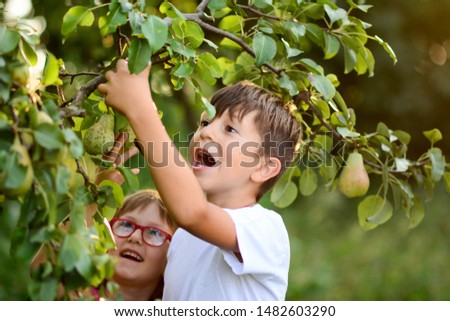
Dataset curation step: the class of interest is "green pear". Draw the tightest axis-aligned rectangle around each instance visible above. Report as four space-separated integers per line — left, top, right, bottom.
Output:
338 151 370 198
83 113 115 156
0 138 34 197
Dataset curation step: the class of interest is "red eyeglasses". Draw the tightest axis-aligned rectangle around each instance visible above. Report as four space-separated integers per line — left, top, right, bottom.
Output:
110 218 172 247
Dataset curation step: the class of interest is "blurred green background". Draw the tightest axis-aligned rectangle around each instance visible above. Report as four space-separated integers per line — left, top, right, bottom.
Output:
1 0 449 300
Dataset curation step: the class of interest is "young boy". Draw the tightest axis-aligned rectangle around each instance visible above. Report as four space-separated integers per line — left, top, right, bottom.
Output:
97 59 302 300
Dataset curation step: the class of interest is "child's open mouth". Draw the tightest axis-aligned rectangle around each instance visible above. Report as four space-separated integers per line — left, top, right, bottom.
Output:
120 250 143 262
192 148 217 168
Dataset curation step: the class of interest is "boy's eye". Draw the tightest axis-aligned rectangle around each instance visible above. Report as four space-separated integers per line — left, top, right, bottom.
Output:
199 120 210 127
226 125 237 133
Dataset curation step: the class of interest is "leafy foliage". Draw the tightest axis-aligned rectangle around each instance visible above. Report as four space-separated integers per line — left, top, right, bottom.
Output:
0 0 448 299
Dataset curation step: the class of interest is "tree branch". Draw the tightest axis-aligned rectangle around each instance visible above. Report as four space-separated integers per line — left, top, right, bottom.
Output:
59 74 106 118
163 0 282 76
297 91 342 140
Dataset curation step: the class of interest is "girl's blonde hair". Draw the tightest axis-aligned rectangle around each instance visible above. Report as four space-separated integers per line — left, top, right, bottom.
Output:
114 189 175 231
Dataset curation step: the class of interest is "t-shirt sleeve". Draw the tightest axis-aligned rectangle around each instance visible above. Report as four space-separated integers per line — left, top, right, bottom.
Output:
221 206 290 277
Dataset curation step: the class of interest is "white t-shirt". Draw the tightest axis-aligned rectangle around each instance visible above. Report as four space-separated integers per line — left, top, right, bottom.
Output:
162 204 290 301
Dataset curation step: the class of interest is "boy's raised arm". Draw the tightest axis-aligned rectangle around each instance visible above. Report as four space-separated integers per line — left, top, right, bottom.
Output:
97 59 238 251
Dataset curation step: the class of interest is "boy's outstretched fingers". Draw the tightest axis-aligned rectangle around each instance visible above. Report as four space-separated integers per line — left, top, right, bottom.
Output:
97 81 108 95
103 132 127 164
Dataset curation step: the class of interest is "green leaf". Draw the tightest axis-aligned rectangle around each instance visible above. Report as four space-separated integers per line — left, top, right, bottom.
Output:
61 6 95 37
252 32 277 67
116 166 139 193
100 4 128 36
282 38 303 58
333 91 349 116
299 167 318 196
300 58 324 75
141 15 168 53
305 23 325 47
358 195 393 230
272 180 298 208
279 75 299 96
408 197 425 228
374 35 397 64
253 0 272 9
129 9 145 35
196 52 222 85
1 149 30 190
56 164 71 194
160 1 186 19
0 26 20 54
376 122 390 138
323 32 340 59
30 277 59 300
324 4 348 25
336 127 360 138
120 0 133 12
398 180 414 214
194 88 216 119
343 47 357 73
99 180 125 208
59 234 83 272
222 52 254 84
218 15 244 33
184 21 204 48
270 167 300 207
19 39 38 66
428 148 446 182
309 74 336 101
75 250 94 282
128 38 152 74
173 61 195 78
392 130 411 145
167 38 196 58
62 128 84 159
42 52 61 86
423 128 443 144
34 123 65 149
69 198 87 233
284 21 306 41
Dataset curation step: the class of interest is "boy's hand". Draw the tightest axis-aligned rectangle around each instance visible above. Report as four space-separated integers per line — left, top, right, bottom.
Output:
97 59 153 119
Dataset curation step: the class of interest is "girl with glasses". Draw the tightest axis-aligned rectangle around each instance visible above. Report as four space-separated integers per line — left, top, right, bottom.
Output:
96 133 176 300
108 189 175 300
31 133 175 300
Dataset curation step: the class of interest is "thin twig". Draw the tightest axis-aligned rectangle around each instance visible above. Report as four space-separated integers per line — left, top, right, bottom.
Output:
297 91 342 140
237 4 282 20
75 159 90 186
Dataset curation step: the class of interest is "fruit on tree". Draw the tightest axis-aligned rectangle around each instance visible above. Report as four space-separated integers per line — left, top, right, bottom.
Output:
83 113 115 156
9 55 30 86
0 137 34 197
338 151 370 198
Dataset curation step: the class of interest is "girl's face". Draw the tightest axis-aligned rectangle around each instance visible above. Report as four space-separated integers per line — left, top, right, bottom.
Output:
109 202 172 288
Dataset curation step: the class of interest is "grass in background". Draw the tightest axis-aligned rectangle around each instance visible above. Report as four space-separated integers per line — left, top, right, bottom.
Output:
271 184 450 300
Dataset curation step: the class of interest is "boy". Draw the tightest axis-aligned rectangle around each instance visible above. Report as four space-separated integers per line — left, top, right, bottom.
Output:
98 59 302 300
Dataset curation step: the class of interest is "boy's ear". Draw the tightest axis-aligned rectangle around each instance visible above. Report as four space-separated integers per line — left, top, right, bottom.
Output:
251 157 281 184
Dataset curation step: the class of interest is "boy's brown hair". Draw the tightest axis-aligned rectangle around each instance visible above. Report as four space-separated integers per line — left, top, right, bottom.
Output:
114 189 175 231
211 80 302 200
